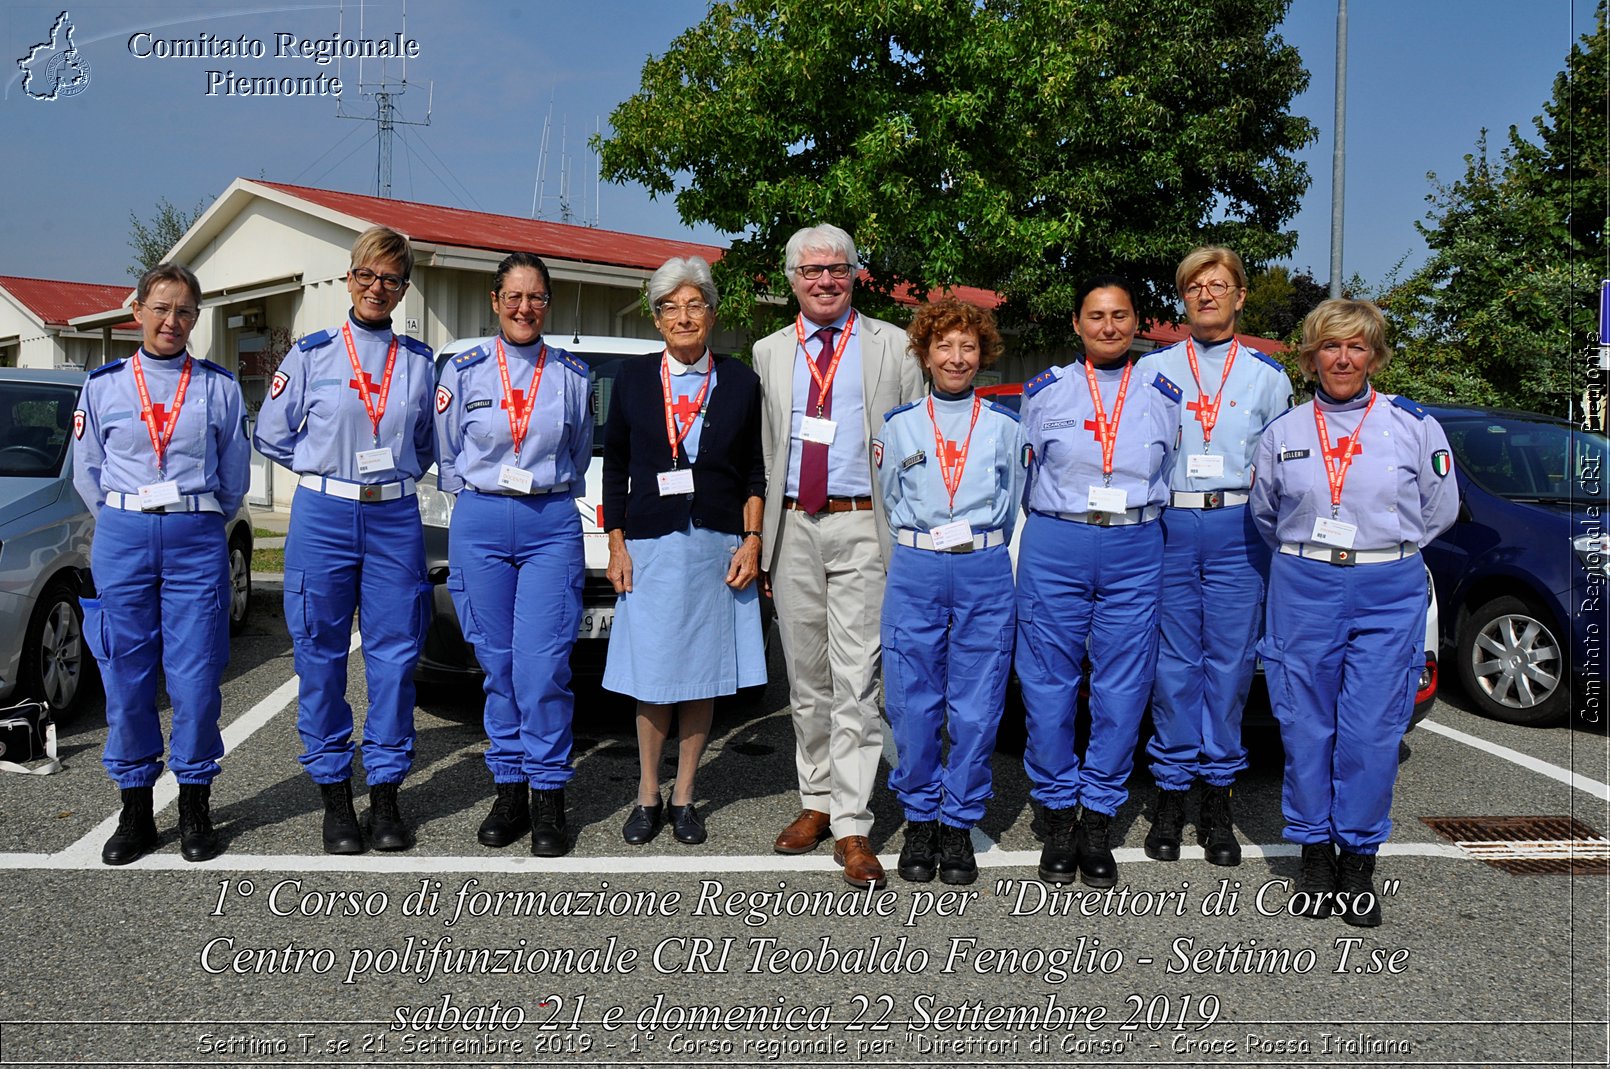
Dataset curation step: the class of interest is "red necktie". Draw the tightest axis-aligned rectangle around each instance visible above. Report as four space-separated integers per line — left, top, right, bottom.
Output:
796 326 836 515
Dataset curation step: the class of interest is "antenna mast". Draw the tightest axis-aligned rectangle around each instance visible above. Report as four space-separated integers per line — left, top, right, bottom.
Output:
336 0 432 198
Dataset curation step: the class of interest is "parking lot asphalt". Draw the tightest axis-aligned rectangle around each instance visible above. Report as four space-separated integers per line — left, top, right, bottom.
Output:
1 577 1605 1068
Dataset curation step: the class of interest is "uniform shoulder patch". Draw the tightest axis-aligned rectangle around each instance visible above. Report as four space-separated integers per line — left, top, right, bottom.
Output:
1151 372 1183 403
1023 367 1059 397
87 358 124 378
984 399 1021 423
1248 347 1286 373
871 439 884 468
196 358 234 379
1390 394 1428 420
398 334 433 358
883 400 919 422
297 329 334 352
554 350 590 378
452 344 492 369
1431 449 1452 477
435 383 454 414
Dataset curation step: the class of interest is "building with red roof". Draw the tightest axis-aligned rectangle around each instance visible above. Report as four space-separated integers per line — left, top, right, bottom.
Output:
0 276 137 369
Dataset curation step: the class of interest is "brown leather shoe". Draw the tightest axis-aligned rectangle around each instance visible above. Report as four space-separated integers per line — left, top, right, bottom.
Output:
833 835 887 889
773 810 831 854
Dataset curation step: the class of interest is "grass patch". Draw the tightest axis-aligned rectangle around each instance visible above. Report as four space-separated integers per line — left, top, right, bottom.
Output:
252 547 285 573
252 527 284 539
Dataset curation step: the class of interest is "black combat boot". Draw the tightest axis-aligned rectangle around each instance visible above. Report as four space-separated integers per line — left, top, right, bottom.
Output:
530 787 569 857
176 783 221 862
1144 787 1188 861
1335 851 1383 927
1197 783 1243 867
938 824 978 886
319 779 365 855
101 786 159 866
1037 805 1079 885
367 782 413 851
1294 841 1339 919
897 820 938 883
1077 807 1118 888
478 781 531 847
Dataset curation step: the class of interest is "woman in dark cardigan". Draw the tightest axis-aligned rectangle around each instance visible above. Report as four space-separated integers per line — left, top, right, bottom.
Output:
601 255 767 846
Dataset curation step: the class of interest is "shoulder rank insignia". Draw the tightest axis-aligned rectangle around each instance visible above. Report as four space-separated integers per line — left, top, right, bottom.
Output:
1390 394 1428 420
883 400 919 422
984 399 1021 423
555 350 590 378
452 344 492 369
196 357 234 379
398 334 433 358
1151 372 1183 403
88 358 124 378
1248 347 1285 372
1023 368 1059 398
298 329 334 352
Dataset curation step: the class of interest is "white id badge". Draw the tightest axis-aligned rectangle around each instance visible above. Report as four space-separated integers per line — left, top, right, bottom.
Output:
1187 454 1225 479
1310 516 1358 549
929 520 975 550
355 447 395 475
1087 485 1128 514
138 481 183 510
799 416 838 445
497 464 534 494
657 468 696 496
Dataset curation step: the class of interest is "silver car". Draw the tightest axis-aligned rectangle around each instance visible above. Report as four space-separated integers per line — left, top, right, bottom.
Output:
0 368 254 722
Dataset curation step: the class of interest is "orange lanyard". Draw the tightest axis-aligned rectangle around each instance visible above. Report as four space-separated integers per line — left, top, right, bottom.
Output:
341 322 397 445
130 352 192 476
1083 360 1133 483
1313 393 1377 516
495 338 546 458
1184 336 1238 444
794 312 856 417
927 395 982 516
660 353 714 468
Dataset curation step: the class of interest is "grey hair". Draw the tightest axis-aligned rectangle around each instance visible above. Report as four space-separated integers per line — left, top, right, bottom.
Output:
784 224 859 275
647 256 718 311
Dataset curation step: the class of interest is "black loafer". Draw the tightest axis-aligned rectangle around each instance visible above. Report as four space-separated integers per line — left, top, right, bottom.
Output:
667 802 706 845
622 801 664 845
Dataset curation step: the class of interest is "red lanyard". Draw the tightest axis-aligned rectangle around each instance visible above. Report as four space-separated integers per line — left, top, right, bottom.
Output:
927 394 982 516
1083 360 1133 481
341 322 397 445
1184 336 1238 444
495 337 546 458
794 311 856 417
660 352 714 468
1313 393 1377 515
130 352 192 476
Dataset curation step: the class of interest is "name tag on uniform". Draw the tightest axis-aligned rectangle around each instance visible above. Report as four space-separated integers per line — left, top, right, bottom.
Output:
497 465 534 494
138 481 182 510
929 520 975 550
1087 485 1128 514
356 447 395 476
1310 516 1358 549
799 416 838 445
657 468 695 496
1187 454 1224 479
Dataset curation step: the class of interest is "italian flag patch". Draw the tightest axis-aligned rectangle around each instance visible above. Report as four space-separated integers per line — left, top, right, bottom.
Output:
1431 449 1451 477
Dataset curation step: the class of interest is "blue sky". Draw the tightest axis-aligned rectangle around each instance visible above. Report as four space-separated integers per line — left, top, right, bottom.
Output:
0 1 1597 293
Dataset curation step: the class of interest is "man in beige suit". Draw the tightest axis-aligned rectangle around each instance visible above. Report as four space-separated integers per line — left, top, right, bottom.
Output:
755 223 925 889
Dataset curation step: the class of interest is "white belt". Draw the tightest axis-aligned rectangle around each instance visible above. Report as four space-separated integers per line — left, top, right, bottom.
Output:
104 491 222 514
1279 541 1418 566
1040 504 1162 527
1170 489 1250 509
300 474 416 502
897 528 1007 553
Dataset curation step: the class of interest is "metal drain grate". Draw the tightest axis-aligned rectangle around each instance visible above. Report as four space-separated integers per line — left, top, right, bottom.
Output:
1422 815 1610 875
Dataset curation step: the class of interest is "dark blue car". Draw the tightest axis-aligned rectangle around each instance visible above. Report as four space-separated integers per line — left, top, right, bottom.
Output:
1421 405 1607 725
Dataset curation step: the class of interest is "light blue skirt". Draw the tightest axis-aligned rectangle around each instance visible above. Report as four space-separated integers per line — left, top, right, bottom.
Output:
602 524 767 703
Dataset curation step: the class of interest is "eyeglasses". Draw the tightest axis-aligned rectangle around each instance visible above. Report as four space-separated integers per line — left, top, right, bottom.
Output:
498 291 552 309
793 263 855 281
1183 280 1236 299
350 267 407 293
138 302 199 324
656 300 712 319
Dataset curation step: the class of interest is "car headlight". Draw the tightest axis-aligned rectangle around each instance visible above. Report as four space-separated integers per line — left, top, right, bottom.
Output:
417 483 456 529
1572 533 1610 577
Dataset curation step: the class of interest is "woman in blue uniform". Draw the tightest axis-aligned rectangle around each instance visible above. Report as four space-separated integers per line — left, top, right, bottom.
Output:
1017 275 1181 888
1135 246 1294 866
434 252 593 857
601 256 766 847
1251 299 1457 926
253 226 436 855
72 262 250 865
873 297 1024 886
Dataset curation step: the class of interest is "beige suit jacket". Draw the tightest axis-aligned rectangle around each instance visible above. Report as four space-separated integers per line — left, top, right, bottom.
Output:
754 311 924 571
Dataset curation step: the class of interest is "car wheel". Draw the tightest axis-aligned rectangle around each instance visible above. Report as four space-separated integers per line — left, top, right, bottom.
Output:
1456 595 1569 726
228 529 252 635
21 579 92 725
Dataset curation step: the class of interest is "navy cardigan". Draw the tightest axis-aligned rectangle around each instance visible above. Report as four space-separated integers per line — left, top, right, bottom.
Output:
601 353 766 539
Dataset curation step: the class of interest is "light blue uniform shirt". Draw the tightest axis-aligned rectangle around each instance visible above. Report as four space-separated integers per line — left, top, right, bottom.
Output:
1250 388 1459 551
1020 361 1182 514
73 349 250 516
433 338 592 495
252 315 436 481
1136 338 1294 492
874 391 1028 538
785 309 870 498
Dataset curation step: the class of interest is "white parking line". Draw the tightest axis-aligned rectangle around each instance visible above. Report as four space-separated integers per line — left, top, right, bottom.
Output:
1418 718 1610 801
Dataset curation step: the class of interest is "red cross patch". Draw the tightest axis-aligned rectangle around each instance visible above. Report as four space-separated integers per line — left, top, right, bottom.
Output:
871 439 884 468
73 409 85 440
435 384 453 415
270 370 289 400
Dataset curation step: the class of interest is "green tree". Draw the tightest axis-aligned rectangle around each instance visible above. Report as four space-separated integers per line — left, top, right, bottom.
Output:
598 0 1315 347
127 197 205 277
1241 265 1329 341
1378 3 1605 414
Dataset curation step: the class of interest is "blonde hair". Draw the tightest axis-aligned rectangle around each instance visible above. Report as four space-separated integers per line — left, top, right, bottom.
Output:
1175 245 1248 296
349 225 414 278
1297 298 1392 380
